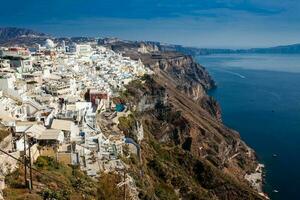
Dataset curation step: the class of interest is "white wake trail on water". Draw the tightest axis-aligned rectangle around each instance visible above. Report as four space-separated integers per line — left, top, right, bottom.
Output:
218 69 246 79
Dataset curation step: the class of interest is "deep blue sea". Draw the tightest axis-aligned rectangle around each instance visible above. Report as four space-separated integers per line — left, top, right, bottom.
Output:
196 54 300 200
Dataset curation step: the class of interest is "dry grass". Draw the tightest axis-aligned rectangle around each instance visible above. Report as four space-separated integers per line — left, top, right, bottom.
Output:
0 128 10 142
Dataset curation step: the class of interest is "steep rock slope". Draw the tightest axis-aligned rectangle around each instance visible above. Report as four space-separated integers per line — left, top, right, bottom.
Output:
121 75 263 199
116 44 265 199
122 50 221 121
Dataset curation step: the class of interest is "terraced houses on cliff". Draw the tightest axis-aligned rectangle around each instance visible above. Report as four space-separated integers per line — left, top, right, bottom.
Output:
0 39 150 198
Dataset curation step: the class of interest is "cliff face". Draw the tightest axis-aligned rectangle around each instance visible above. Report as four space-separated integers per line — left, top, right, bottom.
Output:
123 50 222 121
117 43 265 199
152 53 221 121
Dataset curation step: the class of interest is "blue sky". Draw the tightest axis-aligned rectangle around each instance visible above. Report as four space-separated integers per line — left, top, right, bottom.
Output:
1 0 300 48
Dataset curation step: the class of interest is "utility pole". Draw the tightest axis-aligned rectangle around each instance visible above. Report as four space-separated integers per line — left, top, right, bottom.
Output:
123 170 126 200
28 140 33 191
23 132 27 188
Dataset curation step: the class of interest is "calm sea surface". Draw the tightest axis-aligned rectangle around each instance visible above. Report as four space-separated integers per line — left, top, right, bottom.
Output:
196 54 300 200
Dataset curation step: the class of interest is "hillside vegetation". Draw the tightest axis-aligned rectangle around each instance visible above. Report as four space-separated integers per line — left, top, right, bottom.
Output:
118 75 264 200
3 156 125 200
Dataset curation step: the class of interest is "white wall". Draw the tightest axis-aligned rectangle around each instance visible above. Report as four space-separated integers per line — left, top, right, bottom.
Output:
70 124 80 142
58 131 65 144
15 137 28 151
0 78 14 91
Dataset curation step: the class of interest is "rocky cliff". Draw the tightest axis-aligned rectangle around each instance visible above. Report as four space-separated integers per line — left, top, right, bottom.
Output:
120 47 221 121
115 42 265 199
0 28 265 199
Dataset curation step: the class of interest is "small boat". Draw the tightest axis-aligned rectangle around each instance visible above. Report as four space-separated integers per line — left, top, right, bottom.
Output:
273 190 279 193
272 154 278 157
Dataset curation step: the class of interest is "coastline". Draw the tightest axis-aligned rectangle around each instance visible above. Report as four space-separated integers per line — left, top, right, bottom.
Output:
245 163 269 199
198 55 269 199
195 54 300 199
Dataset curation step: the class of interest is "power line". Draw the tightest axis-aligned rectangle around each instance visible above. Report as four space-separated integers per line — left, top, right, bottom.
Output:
0 148 92 195
0 147 86 191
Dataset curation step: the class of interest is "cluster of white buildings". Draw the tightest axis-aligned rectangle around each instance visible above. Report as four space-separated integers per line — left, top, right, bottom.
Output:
0 39 149 197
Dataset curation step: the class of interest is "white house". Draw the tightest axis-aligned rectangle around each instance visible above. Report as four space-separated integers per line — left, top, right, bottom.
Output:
38 129 64 144
25 124 46 139
51 119 79 141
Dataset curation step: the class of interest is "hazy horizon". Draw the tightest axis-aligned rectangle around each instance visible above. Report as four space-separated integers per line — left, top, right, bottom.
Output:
1 0 300 48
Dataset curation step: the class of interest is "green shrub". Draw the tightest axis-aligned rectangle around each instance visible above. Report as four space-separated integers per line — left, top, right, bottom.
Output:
147 158 167 181
35 156 59 169
35 157 48 168
5 169 24 189
41 188 70 200
155 183 178 200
